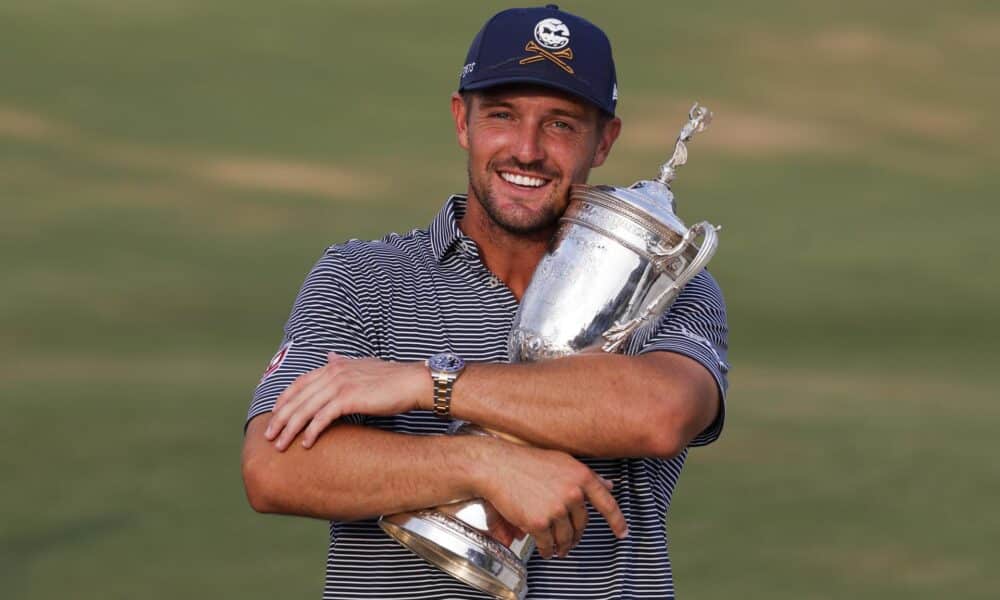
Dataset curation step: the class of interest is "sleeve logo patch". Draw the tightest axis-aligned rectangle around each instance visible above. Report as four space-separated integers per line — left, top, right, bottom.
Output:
260 340 293 382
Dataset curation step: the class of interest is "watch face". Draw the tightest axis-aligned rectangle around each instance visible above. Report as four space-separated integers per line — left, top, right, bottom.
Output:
428 352 465 373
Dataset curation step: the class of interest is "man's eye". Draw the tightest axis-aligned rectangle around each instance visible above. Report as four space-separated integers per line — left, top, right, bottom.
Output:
551 120 573 130
489 111 512 120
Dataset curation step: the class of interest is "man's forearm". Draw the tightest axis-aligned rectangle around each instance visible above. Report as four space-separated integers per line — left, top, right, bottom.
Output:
450 351 719 458
242 413 488 521
244 411 630 556
262 350 720 463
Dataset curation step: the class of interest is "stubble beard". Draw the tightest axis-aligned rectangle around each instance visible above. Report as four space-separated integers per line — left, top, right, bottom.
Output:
468 159 565 237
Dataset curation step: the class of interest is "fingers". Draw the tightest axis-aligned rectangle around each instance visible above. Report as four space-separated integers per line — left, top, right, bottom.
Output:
550 510 575 558
268 374 321 442
266 374 317 441
300 401 346 448
492 517 521 548
271 367 321 414
266 354 354 448
267 354 348 433
584 477 628 539
264 355 421 452
535 480 618 559
568 501 588 552
533 525 556 560
272 377 341 451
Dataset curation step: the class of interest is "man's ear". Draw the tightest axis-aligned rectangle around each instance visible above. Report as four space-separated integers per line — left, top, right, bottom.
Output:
451 92 470 150
591 117 622 168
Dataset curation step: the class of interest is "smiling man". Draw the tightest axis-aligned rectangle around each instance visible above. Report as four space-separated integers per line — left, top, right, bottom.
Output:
242 5 729 599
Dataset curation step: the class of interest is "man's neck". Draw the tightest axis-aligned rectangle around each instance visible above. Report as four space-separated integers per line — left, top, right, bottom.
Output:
458 196 552 301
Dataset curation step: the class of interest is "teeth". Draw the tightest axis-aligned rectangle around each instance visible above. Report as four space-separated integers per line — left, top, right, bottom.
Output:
500 172 546 187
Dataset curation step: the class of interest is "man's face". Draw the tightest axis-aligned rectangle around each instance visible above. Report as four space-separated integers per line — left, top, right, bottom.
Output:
451 86 621 236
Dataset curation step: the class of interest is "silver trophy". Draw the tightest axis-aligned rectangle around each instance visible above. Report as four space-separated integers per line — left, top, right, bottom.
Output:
380 103 721 600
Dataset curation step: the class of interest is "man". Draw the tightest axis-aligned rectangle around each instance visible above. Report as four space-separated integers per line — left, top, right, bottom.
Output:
242 5 729 599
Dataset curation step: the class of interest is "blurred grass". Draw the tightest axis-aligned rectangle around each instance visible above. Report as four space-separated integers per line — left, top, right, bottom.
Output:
1 1 998 598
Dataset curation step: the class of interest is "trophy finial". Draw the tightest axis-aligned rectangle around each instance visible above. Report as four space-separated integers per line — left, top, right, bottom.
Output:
655 102 713 185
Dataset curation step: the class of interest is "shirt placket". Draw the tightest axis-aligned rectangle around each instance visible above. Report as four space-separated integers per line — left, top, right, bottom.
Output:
456 237 519 306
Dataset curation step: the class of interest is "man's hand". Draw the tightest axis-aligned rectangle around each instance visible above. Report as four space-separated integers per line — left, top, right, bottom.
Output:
265 353 430 451
476 439 629 559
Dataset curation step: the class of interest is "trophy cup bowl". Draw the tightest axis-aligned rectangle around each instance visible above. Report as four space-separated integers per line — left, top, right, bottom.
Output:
379 104 720 600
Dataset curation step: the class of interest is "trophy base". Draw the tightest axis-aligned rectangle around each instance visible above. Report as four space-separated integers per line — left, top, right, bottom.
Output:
379 510 527 600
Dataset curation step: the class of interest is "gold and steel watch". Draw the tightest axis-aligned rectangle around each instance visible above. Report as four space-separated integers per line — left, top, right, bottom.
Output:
425 352 466 419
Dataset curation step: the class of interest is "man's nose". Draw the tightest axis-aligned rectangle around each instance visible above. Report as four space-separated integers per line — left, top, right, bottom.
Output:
512 122 546 165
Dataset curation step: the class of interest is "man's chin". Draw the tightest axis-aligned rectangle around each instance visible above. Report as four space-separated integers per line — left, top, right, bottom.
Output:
471 183 565 236
484 206 560 237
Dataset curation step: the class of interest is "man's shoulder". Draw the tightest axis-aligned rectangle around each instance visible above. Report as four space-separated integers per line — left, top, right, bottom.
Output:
314 193 465 273
316 227 433 270
686 269 725 304
296 225 444 304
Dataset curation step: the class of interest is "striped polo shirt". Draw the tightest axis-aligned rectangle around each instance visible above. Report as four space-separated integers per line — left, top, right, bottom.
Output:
248 195 730 599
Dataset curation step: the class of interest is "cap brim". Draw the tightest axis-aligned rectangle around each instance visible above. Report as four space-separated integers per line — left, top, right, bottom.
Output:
459 75 614 116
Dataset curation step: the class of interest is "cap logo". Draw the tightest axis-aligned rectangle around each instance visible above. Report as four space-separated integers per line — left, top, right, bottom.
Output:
533 18 570 50
521 18 574 74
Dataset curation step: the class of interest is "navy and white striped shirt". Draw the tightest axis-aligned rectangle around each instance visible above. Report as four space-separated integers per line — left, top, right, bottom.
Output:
248 195 729 599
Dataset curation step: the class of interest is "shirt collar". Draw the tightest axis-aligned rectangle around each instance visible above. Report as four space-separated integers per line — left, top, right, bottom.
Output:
429 194 472 262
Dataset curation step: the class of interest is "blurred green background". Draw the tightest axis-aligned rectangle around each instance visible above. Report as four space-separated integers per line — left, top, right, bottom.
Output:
2 1 997 598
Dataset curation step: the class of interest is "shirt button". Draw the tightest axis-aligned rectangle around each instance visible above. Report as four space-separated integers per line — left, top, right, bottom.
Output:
487 275 501 288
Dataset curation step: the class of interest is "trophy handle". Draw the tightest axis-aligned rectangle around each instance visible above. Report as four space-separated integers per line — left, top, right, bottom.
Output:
670 220 719 290
602 221 719 352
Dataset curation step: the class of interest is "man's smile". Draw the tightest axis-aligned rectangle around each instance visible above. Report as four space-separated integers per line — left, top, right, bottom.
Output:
498 170 550 188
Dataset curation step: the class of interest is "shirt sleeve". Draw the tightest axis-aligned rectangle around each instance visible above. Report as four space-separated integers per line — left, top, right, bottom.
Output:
625 270 730 447
246 247 375 429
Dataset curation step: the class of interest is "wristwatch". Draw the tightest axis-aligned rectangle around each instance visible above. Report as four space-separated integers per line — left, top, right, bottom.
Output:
425 352 466 419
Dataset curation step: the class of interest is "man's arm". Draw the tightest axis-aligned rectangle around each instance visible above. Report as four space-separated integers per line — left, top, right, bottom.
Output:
242 412 627 558
267 349 718 459
453 350 719 458
243 413 481 520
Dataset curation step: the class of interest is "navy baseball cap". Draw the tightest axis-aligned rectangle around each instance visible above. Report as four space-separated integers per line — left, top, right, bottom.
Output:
458 5 618 115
